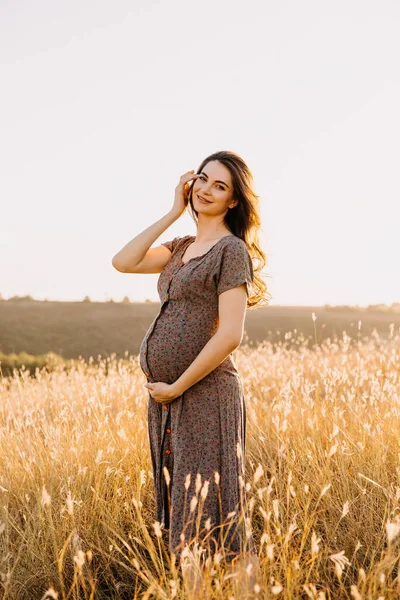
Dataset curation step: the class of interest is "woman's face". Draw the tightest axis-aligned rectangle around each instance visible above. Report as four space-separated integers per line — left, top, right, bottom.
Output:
191 160 238 214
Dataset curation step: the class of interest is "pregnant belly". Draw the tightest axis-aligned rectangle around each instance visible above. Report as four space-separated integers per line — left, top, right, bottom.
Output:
139 307 216 384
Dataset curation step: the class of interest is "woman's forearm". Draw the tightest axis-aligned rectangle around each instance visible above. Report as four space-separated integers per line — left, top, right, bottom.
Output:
172 331 240 396
112 210 180 270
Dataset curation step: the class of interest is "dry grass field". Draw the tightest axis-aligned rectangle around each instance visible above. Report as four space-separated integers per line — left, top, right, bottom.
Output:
1 323 400 599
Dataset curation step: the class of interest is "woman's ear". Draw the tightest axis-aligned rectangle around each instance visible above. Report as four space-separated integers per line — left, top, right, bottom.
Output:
229 198 239 209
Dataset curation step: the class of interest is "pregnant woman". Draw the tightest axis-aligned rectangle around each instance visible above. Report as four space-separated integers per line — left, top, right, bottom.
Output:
112 150 269 592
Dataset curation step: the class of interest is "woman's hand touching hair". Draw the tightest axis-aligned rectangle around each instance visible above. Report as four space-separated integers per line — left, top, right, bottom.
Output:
171 170 200 217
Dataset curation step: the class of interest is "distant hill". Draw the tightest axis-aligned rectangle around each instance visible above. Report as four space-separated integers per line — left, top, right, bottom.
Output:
0 299 399 360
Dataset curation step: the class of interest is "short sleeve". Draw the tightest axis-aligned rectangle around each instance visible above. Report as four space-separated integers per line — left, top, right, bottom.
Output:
216 238 254 297
161 236 182 254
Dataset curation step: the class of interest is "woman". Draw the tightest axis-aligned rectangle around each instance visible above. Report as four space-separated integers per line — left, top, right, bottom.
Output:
112 150 269 588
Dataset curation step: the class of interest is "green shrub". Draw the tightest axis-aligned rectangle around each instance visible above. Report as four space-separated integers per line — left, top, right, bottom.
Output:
0 351 65 377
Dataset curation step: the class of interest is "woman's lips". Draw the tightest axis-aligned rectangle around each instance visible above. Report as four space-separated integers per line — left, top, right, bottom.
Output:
197 194 212 204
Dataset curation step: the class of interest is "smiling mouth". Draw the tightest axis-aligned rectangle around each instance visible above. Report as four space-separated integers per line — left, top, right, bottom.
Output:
197 194 212 204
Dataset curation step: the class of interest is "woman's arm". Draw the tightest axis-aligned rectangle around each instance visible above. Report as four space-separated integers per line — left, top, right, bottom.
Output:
112 210 179 272
112 170 199 272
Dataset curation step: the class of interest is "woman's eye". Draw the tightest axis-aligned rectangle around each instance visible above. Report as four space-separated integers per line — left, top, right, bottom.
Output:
198 176 223 190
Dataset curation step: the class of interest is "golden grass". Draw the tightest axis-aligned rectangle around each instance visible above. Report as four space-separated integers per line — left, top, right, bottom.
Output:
1 326 400 599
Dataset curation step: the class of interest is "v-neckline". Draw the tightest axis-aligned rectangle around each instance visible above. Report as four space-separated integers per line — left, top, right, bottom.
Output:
180 235 234 265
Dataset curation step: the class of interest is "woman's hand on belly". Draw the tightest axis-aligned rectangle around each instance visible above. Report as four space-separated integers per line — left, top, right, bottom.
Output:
144 381 182 404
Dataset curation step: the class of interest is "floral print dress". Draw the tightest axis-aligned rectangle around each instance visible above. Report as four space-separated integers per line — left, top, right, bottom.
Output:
139 234 256 562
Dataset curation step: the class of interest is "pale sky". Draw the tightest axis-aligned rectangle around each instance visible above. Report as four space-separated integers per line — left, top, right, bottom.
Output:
1 0 399 306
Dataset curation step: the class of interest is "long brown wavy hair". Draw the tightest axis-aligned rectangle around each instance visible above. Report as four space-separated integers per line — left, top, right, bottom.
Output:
186 150 271 309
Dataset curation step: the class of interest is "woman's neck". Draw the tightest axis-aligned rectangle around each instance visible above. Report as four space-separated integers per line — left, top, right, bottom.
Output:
194 218 232 242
